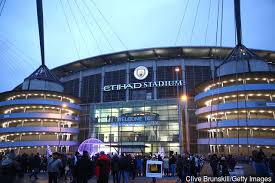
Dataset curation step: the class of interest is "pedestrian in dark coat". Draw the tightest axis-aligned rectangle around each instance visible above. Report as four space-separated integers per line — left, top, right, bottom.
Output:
219 157 229 176
176 155 185 182
118 154 131 183
210 154 219 177
111 154 119 183
75 151 94 183
269 154 275 180
29 153 41 179
169 155 176 176
130 156 137 180
0 153 17 183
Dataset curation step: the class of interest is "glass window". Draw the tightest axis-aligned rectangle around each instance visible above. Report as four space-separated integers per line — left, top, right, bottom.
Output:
185 66 211 96
64 79 79 97
103 70 126 102
90 99 180 154
157 66 183 99
81 74 101 103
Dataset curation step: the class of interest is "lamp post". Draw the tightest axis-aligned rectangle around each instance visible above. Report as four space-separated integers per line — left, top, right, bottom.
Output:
59 103 67 153
181 95 190 153
175 68 183 154
175 67 189 154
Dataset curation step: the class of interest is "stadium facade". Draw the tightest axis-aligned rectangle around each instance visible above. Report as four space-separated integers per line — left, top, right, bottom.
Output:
0 65 81 154
49 46 275 155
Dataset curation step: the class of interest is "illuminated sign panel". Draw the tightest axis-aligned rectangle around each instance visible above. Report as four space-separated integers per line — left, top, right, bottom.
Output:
110 113 159 126
103 66 183 91
104 80 183 91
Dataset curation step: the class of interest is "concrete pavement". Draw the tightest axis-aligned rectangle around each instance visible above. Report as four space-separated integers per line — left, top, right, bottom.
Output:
17 173 178 183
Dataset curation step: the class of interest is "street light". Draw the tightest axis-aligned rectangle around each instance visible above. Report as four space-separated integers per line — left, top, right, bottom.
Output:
181 94 190 154
181 95 187 102
175 67 190 154
175 67 183 154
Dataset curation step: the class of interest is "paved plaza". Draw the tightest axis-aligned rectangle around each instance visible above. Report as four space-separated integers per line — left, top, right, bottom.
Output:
17 173 178 183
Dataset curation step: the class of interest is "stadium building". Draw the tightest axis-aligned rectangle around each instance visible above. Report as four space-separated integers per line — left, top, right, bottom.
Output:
0 65 81 154
0 0 274 155
195 45 275 155
50 46 275 155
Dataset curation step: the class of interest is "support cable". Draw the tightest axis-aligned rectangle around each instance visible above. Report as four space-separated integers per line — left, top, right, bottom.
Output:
215 0 220 49
220 0 224 47
189 0 201 44
213 0 221 154
174 0 190 45
0 50 19 76
59 0 81 59
0 43 35 73
80 0 114 51
0 49 26 77
0 38 37 69
66 0 92 55
204 0 212 45
0 0 7 16
72 0 102 54
89 0 128 50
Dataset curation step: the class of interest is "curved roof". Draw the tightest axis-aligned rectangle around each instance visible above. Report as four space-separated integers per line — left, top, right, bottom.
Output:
52 46 275 78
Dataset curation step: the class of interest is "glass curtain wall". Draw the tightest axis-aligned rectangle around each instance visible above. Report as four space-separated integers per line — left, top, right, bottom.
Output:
90 99 180 154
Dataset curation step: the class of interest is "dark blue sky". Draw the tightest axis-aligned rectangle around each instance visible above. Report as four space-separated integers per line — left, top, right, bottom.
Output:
0 0 274 92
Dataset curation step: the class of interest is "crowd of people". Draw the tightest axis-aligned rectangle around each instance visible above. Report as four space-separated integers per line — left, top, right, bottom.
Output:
0 149 274 183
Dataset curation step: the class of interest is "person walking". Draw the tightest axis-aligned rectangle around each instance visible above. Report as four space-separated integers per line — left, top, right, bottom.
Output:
169 155 176 176
21 153 29 173
219 157 229 176
130 156 137 180
0 153 17 183
227 155 236 171
75 151 94 183
96 151 111 183
142 156 147 176
118 153 130 183
71 151 81 183
209 154 219 177
269 154 275 180
47 152 62 183
29 153 41 180
189 155 197 177
163 156 169 176
176 155 185 183
252 149 269 176
111 154 120 183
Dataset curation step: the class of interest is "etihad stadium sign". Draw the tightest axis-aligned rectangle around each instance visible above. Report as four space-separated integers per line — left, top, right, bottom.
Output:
103 80 183 91
103 66 183 92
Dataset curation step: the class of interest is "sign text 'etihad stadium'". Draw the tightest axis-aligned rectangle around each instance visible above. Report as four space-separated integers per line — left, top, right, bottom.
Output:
103 80 184 91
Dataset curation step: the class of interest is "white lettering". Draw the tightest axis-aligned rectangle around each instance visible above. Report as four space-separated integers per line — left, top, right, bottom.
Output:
126 84 133 89
158 81 165 86
103 80 184 91
152 82 158 87
103 86 111 91
133 83 142 89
